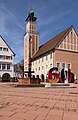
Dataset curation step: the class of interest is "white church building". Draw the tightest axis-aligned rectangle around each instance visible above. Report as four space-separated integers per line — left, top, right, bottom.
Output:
0 35 15 82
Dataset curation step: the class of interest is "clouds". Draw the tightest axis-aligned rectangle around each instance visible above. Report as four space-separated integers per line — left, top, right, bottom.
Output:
0 3 25 63
38 6 72 28
36 3 73 45
0 3 24 35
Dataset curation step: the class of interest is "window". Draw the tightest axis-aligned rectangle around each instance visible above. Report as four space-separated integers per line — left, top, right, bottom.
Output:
3 48 8 51
7 64 10 70
0 55 2 59
11 56 12 60
6 56 11 60
38 67 40 71
36 68 37 71
42 57 44 62
62 63 66 68
3 56 5 59
46 65 48 69
50 63 52 68
39 59 40 63
50 53 52 59
36 60 37 64
57 63 60 68
0 64 1 69
0 55 5 59
38 59 40 64
0 47 2 51
46 55 48 61
2 64 6 70
67 63 71 69
42 66 44 70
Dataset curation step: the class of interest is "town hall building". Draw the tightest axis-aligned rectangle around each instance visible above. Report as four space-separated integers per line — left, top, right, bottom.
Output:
0 35 15 82
24 10 78 82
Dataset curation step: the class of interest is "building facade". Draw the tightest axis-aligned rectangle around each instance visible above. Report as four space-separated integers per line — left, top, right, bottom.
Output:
24 10 78 82
0 35 15 82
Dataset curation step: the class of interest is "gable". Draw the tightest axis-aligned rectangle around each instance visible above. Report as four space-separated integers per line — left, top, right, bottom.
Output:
32 26 73 60
0 35 15 56
57 27 78 52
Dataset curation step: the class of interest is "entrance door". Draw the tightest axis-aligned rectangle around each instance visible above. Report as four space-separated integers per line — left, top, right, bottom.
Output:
2 73 10 82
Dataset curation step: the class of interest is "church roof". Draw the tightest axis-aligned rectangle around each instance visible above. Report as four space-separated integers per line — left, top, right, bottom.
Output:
32 26 73 60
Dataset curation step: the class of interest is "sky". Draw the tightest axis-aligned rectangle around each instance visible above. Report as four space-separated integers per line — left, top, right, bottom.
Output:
0 0 78 63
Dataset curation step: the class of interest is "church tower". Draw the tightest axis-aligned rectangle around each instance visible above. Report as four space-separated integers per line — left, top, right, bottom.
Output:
24 10 39 73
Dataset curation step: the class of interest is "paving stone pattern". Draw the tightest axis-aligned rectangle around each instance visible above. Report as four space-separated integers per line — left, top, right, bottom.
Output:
0 83 78 120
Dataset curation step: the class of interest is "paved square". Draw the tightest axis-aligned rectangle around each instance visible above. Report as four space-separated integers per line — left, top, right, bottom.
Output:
0 83 78 120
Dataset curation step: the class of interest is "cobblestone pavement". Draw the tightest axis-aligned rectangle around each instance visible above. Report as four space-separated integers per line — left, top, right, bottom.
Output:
0 83 78 120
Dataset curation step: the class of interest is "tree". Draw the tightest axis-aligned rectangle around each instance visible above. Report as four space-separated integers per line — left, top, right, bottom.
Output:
14 59 24 78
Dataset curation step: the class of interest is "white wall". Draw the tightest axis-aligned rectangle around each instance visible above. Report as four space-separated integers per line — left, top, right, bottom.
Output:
0 36 15 80
32 52 53 81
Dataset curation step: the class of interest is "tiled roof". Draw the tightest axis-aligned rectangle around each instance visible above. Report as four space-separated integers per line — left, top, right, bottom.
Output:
32 26 73 60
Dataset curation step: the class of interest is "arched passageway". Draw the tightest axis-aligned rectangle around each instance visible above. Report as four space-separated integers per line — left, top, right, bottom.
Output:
2 73 10 82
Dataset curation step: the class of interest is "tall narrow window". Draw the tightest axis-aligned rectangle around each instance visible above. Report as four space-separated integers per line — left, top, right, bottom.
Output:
36 68 37 71
2 64 6 70
42 66 44 70
50 53 52 59
46 65 48 69
7 64 10 70
62 62 66 68
67 63 71 69
42 57 44 62
57 63 60 68
46 55 48 61
38 59 40 63
38 67 40 71
0 64 1 70
50 63 52 68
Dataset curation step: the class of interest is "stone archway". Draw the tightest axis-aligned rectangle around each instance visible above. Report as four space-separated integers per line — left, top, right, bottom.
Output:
2 73 10 82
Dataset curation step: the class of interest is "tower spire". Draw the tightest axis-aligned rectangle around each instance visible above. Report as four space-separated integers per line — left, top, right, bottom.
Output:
26 9 37 22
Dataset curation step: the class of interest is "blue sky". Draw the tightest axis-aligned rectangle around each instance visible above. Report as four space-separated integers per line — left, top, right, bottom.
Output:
0 0 78 63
